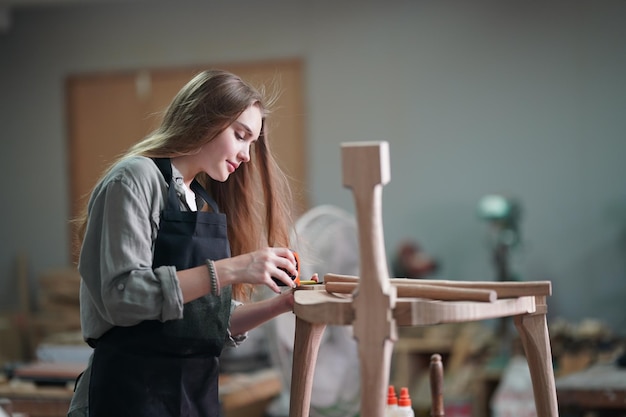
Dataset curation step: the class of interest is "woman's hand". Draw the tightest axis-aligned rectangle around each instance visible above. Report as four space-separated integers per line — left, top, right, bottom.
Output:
215 247 298 293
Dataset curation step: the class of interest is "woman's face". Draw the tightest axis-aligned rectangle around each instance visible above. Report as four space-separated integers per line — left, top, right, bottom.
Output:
196 104 263 182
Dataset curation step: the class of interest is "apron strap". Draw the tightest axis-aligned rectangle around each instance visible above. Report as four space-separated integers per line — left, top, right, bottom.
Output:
190 180 220 213
152 158 220 213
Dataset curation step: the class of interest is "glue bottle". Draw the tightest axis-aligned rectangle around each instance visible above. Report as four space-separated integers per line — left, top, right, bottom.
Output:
396 387 415 417
386 385 398 417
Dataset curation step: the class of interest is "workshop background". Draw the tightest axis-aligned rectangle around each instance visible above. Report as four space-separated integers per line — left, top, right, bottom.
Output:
0 1 625 415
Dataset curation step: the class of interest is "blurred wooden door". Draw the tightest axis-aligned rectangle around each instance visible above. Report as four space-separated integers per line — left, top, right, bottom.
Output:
67 59 307 261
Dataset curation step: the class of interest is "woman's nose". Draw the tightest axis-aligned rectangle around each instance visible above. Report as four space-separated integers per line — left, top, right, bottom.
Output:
238 143 251 163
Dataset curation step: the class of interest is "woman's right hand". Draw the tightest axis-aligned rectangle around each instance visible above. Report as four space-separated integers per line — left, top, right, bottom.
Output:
215 247 298 293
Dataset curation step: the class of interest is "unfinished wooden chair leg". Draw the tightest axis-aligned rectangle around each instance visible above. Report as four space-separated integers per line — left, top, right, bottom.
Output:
514 312 559 417
430 354 445 417
343 142 397 417
356 338 395 417
289 317 327 417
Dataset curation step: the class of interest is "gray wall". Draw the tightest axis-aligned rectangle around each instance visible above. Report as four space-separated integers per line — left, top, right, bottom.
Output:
1 0 625 334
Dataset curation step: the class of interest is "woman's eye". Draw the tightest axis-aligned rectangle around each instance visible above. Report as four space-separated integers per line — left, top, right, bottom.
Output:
235 132 245 140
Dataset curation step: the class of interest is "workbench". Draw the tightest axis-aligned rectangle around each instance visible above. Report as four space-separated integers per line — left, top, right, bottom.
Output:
556 363 626 416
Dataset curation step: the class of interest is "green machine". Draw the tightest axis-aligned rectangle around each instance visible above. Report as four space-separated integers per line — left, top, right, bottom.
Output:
478 194 522 282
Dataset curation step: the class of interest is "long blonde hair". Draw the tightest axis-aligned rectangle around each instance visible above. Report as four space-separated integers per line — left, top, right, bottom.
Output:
76 69 293 300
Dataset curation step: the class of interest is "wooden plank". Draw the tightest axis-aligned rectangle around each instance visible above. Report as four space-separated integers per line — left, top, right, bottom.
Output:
293 291 536 327
396 297 536 326
325 281 496 302
324 273 552 298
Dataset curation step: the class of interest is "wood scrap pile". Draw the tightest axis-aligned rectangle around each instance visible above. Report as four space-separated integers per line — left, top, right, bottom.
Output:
549 318 624 377
31 268 81 348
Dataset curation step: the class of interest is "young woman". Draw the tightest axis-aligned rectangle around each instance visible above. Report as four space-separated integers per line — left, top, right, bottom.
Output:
68 69 307 417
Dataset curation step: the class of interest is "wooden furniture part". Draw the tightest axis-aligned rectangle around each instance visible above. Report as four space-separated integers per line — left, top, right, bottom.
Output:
430 353 445 417
288 141 559 417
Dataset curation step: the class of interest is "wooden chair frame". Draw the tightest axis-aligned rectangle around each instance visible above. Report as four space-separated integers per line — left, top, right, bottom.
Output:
289 142 558 417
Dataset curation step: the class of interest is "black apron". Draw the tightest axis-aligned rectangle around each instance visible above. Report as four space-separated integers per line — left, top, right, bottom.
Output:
88 158 232 417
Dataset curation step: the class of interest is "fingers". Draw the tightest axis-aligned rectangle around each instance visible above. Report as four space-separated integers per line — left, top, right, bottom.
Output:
257 247 298 291
225 247 299 293
270 263 298 289
272 247 298 276
267 248 297 287
276 248 298 277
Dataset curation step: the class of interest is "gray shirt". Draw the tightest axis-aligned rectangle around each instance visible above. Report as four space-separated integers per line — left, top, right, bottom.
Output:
78 156 183 341
69 156 243 417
